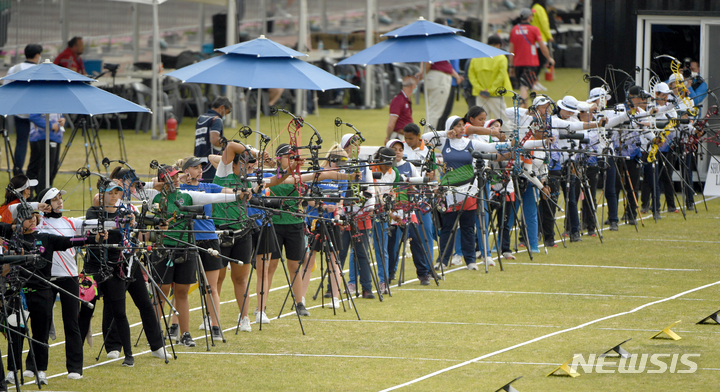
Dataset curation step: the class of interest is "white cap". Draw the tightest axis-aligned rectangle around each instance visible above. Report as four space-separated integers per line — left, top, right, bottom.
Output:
558 95 580 113
576 102 591 112
654 82 672 95
341 133 359 149
532 96 551 108
385 139 403 149
15 178 38 192
588 87 611 103
37 187 67 204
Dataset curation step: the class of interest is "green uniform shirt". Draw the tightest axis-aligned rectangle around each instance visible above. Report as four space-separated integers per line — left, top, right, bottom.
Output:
152 191 194 246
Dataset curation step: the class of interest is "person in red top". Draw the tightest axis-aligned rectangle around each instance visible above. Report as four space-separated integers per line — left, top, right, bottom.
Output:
385 75 417 143
508 8 554 106
0 175 37 224
54 36 85 74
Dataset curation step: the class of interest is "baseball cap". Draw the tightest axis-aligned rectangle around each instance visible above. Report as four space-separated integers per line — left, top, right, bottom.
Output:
587 87 611 103
654 82 672 95
485 118 503 128
558 96 580 113
341 133 361 149
627 85 651 99
532 96 551 108
158 165 179 181
520 8 534 19
15 178 38 192
385 139 404 149
13 203 38 222
577 102 591 112
36 187 67 204
181 156 203 171
667 73 680 84
99 180 123 193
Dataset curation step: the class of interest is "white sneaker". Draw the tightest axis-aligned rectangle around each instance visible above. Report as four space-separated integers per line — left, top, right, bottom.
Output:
22 370 34 378
67 372 83 380
533 82 548 91
330 297 351 309
483 257 496 267
5 372 15 384
151 347 169 360
107 350 120 359
37 371 48 385
467 262 479 271
255 310 271 324
451 255 463 266
198 317 210 331
239 316 251 332
502 251 516 260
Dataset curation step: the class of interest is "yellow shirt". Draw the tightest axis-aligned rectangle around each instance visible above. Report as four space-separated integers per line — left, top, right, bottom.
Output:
530 4 553 43
468 55 513 97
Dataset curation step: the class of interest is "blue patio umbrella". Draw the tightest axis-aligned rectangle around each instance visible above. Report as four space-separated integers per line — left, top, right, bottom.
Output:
382 17 461 38
337 33 510 66
336 17 510 130
218 35 307 58
167 53 356 91
0 61 149 187
2 60 96 82
168 36 356 144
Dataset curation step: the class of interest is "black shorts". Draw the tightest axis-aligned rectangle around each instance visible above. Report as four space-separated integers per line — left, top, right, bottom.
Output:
515 66 537 88
220 232 253 267
310 223 342 253
253 225 279 257
151 248 198 285
197 239 223 272
271 223 306 261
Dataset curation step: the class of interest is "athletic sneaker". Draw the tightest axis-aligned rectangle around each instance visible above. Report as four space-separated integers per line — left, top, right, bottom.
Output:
323 291 332 298
254 309 271 324
482 257 496 267
362 291 375 299
67 372 83 380
167 323 179 341
23 370 34 378
570 232 583 242
609 222 619 231
121 356 134 367
330 297 347 309
545 241 558 248
467 262 479 271
239 316 251 332
5 372 16 385
295 303 310 317
653 212 662 220
346 283 356 295
107 350 120 359
211 326 223 341
37 371 48 385
502 252 516 260
419 275 431 286
198 317 210 331
179 332 196 347
151 347 169 360
451 255 463 266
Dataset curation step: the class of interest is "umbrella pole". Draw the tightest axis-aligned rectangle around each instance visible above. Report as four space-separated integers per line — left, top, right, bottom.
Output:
45 113 50 188
256 89 261 147
151 0 160 139
423 63 430 131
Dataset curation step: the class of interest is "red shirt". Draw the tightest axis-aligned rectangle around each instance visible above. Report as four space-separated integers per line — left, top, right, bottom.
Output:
389 91 413 132
509 23 542 67
54 47 85 74
429 60 454 75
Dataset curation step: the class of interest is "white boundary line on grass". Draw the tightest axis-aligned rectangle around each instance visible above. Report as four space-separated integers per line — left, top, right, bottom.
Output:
396 288 709 300
503 262 700 272
171 351 462 362
379 279 720 391
308 318 720 335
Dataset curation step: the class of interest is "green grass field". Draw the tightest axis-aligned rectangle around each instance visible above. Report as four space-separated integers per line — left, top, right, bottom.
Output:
1 69 719 391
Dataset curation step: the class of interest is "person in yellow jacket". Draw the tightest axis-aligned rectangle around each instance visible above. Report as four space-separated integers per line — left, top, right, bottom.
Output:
467 35 513 131
530 0 554 90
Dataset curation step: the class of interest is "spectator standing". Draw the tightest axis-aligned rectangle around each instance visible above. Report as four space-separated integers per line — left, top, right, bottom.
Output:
508 8 554 106
468 35 512 128
194 97 231 182
54 37 85 74
3 44 42 176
